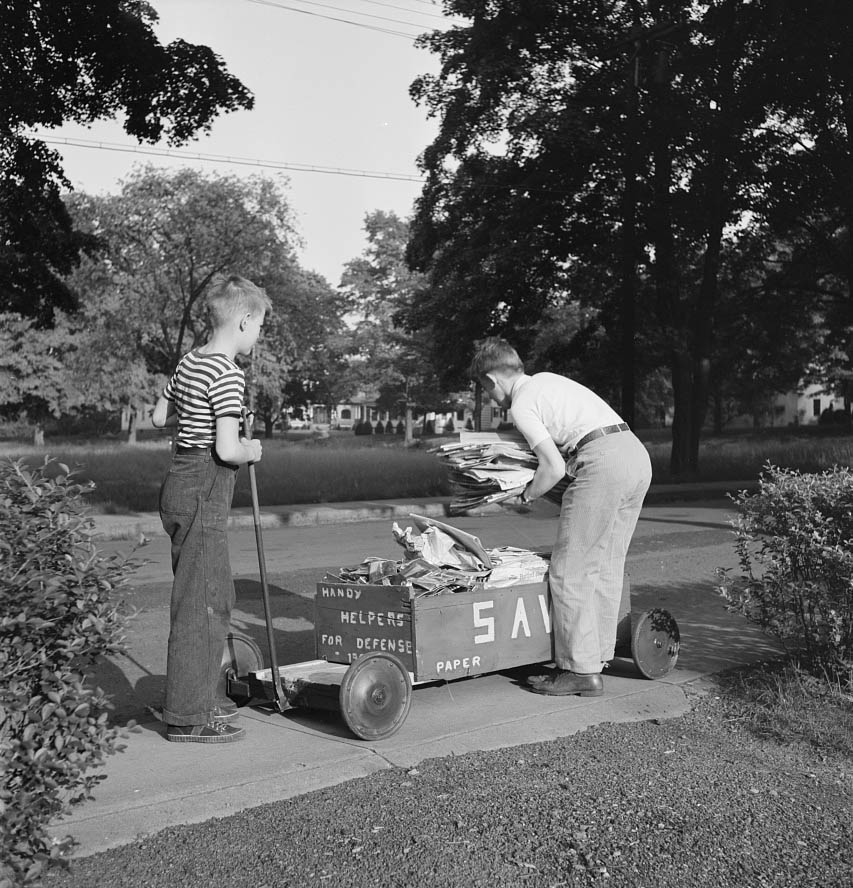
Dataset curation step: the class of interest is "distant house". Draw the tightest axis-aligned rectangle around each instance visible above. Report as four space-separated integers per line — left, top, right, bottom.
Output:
772 383 848 426
308 393 487 433
723 383 848 429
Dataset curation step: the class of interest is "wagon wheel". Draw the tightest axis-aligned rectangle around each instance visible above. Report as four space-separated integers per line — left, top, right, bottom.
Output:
218 632 264 707
631 609 680 679
339 652 412 741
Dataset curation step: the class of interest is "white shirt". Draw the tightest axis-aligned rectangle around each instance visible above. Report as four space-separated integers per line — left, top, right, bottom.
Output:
509 373 623 453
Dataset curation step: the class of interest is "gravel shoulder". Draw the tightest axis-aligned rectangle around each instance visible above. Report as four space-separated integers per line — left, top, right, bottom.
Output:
45 674 852 888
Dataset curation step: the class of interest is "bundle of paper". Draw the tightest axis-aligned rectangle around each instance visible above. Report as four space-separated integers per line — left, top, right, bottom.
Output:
398 557 489 597
484 546 550 589
433 431 569 514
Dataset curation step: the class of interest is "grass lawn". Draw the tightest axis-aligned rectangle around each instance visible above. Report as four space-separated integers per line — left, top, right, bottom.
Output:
1 426 851 513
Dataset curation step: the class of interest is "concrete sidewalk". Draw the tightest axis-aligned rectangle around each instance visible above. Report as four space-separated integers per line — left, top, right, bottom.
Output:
50 486 779 858
55 667 698 857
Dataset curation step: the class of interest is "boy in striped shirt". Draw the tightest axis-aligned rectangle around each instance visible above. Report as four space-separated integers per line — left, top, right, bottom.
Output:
152 274 271 743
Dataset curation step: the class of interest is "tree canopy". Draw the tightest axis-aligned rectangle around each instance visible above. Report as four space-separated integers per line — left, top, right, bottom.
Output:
59 166 343 437
0 0 253 323
340 211 451 440
404 0 852 473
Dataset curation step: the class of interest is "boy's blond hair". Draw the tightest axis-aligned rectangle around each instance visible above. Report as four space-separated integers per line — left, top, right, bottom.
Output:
206 274 272 328
469 336 524 381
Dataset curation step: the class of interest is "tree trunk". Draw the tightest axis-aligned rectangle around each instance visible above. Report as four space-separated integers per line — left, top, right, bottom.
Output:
404 405 414 447
646 33 693 475
713 391 724 435
618 49 640 428
127 408 137 445
669 350 695 477
33 425 44 447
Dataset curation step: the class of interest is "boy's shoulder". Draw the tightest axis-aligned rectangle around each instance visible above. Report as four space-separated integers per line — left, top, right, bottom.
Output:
177 349 240 371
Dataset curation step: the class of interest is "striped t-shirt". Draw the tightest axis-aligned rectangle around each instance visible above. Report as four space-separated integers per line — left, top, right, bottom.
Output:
164 350 246 448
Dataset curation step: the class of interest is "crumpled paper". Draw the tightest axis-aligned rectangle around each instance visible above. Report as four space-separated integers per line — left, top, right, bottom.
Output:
392 522 485 570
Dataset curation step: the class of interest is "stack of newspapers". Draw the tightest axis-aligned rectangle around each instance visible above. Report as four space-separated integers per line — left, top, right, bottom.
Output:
433 431 569 514
328 515 550 597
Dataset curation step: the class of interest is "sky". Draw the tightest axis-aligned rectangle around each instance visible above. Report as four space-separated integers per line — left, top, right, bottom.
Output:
36 0 460 287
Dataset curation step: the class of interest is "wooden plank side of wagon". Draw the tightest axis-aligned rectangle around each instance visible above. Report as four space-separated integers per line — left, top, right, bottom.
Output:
411 582 554 683
314 581 415 670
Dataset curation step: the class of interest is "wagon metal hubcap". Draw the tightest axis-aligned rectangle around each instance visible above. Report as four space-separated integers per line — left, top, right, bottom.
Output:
339 652 413 741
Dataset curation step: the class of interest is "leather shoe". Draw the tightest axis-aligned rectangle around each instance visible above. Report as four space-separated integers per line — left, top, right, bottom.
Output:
526 670 604 697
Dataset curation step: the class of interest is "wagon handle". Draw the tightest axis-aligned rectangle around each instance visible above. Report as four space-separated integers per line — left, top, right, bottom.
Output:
242 407 288 713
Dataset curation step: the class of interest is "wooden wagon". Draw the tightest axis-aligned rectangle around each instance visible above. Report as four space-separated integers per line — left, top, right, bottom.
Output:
222 566 680 741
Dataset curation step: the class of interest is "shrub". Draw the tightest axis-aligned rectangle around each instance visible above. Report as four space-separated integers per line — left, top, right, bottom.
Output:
716 464 853 687
465 418 474 430
374 420 385 435
444 417 455 434
396 421 404 435
0 458 134 885
818 407 851 428
384 420 394 434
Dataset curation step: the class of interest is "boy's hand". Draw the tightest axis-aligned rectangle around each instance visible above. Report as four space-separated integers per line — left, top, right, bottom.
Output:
242 437 262 463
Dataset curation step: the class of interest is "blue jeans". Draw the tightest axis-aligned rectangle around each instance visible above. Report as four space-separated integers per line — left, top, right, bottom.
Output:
159 449 238 726
548 431 652 673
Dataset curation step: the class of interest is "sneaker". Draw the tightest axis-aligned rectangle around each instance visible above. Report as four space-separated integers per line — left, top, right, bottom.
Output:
213 702 240 723
150 703 240 724
166 721 245 743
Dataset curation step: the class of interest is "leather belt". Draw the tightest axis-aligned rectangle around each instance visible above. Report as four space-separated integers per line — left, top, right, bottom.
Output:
175 445 213 455
569 422 630 454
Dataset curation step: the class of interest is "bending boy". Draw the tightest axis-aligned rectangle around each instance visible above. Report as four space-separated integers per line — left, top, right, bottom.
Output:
152 274 270 742
469 337 651 696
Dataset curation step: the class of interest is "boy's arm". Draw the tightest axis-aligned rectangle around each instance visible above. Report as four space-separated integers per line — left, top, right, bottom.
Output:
214 416 262 465
525 436 568 501
151 395 177 428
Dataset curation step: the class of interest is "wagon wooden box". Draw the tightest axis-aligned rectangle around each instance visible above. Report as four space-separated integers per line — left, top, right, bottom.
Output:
314 578 555 682
224 570 679 741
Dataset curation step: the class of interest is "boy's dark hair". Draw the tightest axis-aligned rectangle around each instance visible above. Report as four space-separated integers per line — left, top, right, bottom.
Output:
206 274 272 327
469 337 524 380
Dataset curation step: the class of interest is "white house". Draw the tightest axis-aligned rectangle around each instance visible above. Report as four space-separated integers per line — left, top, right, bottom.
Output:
771 384 847 426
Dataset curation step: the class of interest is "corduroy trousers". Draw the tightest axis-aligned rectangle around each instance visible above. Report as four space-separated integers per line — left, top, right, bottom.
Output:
548 431 652 674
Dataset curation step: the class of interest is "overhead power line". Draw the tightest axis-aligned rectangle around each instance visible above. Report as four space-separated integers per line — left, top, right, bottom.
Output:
244 0 423 40
356 0 454 21
271 0 431 28
35 134 425 183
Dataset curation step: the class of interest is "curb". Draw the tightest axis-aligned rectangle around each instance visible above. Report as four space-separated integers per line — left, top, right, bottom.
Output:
91 500 451 541
90 481 759 542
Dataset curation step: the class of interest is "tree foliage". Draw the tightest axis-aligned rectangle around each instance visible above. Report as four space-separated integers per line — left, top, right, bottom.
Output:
61 167 344 436
251 266 346 436
405 1 852 473
66 167 302 375
0 0 253 323
340 211 447 440
0 313 86 433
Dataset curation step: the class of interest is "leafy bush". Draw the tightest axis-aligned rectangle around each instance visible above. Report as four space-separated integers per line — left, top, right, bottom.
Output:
444 417 455 434
374 420 385 435
396 420 404 435
354 420 373 436
465 418 474 430
0 458 133 885
384 419 393 434
818 407 851 428
717 464 853 686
